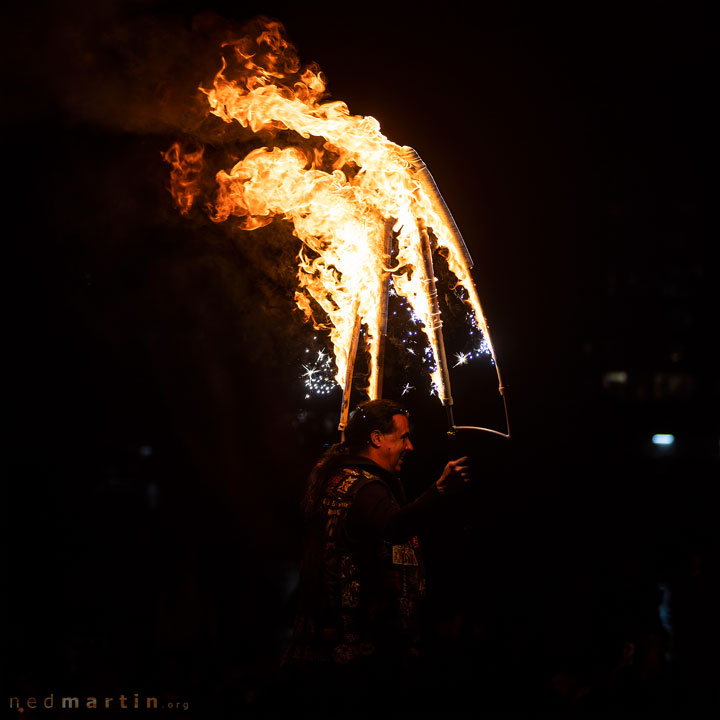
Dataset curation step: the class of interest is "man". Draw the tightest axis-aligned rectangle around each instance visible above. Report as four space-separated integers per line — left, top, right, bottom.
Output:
281 398 469 709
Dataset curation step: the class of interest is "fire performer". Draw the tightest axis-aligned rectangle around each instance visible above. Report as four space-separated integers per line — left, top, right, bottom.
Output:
281 398 470 710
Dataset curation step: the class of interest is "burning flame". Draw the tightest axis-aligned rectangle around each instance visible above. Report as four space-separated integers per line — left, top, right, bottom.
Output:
164 18 497 401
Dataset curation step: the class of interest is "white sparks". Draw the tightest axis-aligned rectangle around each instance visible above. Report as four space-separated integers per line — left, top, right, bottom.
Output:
302 364 318 380
477 337 491 356
454 351 471 367
301 347 337 397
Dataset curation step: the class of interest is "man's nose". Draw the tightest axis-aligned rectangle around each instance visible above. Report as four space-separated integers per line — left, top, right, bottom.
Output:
405 438 414 451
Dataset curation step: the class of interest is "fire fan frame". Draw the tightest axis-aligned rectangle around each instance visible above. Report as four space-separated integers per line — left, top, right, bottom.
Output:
338 150 510 441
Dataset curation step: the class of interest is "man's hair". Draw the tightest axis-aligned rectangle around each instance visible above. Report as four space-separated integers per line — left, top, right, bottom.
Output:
344 398 408 454
302 399 408 516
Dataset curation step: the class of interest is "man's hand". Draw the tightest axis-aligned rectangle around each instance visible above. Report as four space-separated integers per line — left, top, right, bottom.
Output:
436 456 470 495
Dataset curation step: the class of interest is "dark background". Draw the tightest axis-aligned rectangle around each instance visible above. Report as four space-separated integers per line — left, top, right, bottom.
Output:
5 0 717 714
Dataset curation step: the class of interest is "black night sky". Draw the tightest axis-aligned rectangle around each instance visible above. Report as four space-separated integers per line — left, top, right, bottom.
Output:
5 1 717 715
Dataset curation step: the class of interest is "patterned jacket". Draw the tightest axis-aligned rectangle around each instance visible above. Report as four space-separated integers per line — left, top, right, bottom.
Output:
284 457 436 666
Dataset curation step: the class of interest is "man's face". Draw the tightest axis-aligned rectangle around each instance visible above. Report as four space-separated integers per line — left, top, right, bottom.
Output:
374 414 414 474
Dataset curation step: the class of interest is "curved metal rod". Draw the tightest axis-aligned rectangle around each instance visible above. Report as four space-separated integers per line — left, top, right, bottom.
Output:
400 147 474 268
452 426 510 439
451 384 511 439
403 147 511 441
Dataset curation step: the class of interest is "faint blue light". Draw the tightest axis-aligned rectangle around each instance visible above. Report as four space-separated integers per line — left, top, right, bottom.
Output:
652 434 675 446
658 583 674 661
658 583 672 634
147 481 159 509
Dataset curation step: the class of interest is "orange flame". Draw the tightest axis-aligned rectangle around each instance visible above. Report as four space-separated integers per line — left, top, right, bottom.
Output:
163 142 205 216
165 18 497 399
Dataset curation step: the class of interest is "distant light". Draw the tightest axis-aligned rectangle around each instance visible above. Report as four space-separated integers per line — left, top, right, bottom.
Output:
602 370 628 388
139 445 153 457
652 434 675 446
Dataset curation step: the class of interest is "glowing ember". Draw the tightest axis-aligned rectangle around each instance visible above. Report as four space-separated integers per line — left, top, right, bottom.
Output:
164 18 499 402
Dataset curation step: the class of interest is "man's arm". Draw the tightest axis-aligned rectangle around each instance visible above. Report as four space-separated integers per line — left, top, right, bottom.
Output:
348 480 441 544
348 457 470 543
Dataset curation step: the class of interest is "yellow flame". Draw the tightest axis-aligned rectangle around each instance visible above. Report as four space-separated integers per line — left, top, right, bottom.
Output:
166 19 495 396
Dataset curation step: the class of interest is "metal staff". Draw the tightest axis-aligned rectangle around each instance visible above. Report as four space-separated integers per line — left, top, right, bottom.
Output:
369 221 394 401
338 298 362 438
417 219 456 432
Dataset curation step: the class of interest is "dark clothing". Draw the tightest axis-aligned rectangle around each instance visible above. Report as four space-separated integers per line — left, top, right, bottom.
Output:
283 456 445 691
347 464 445 544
